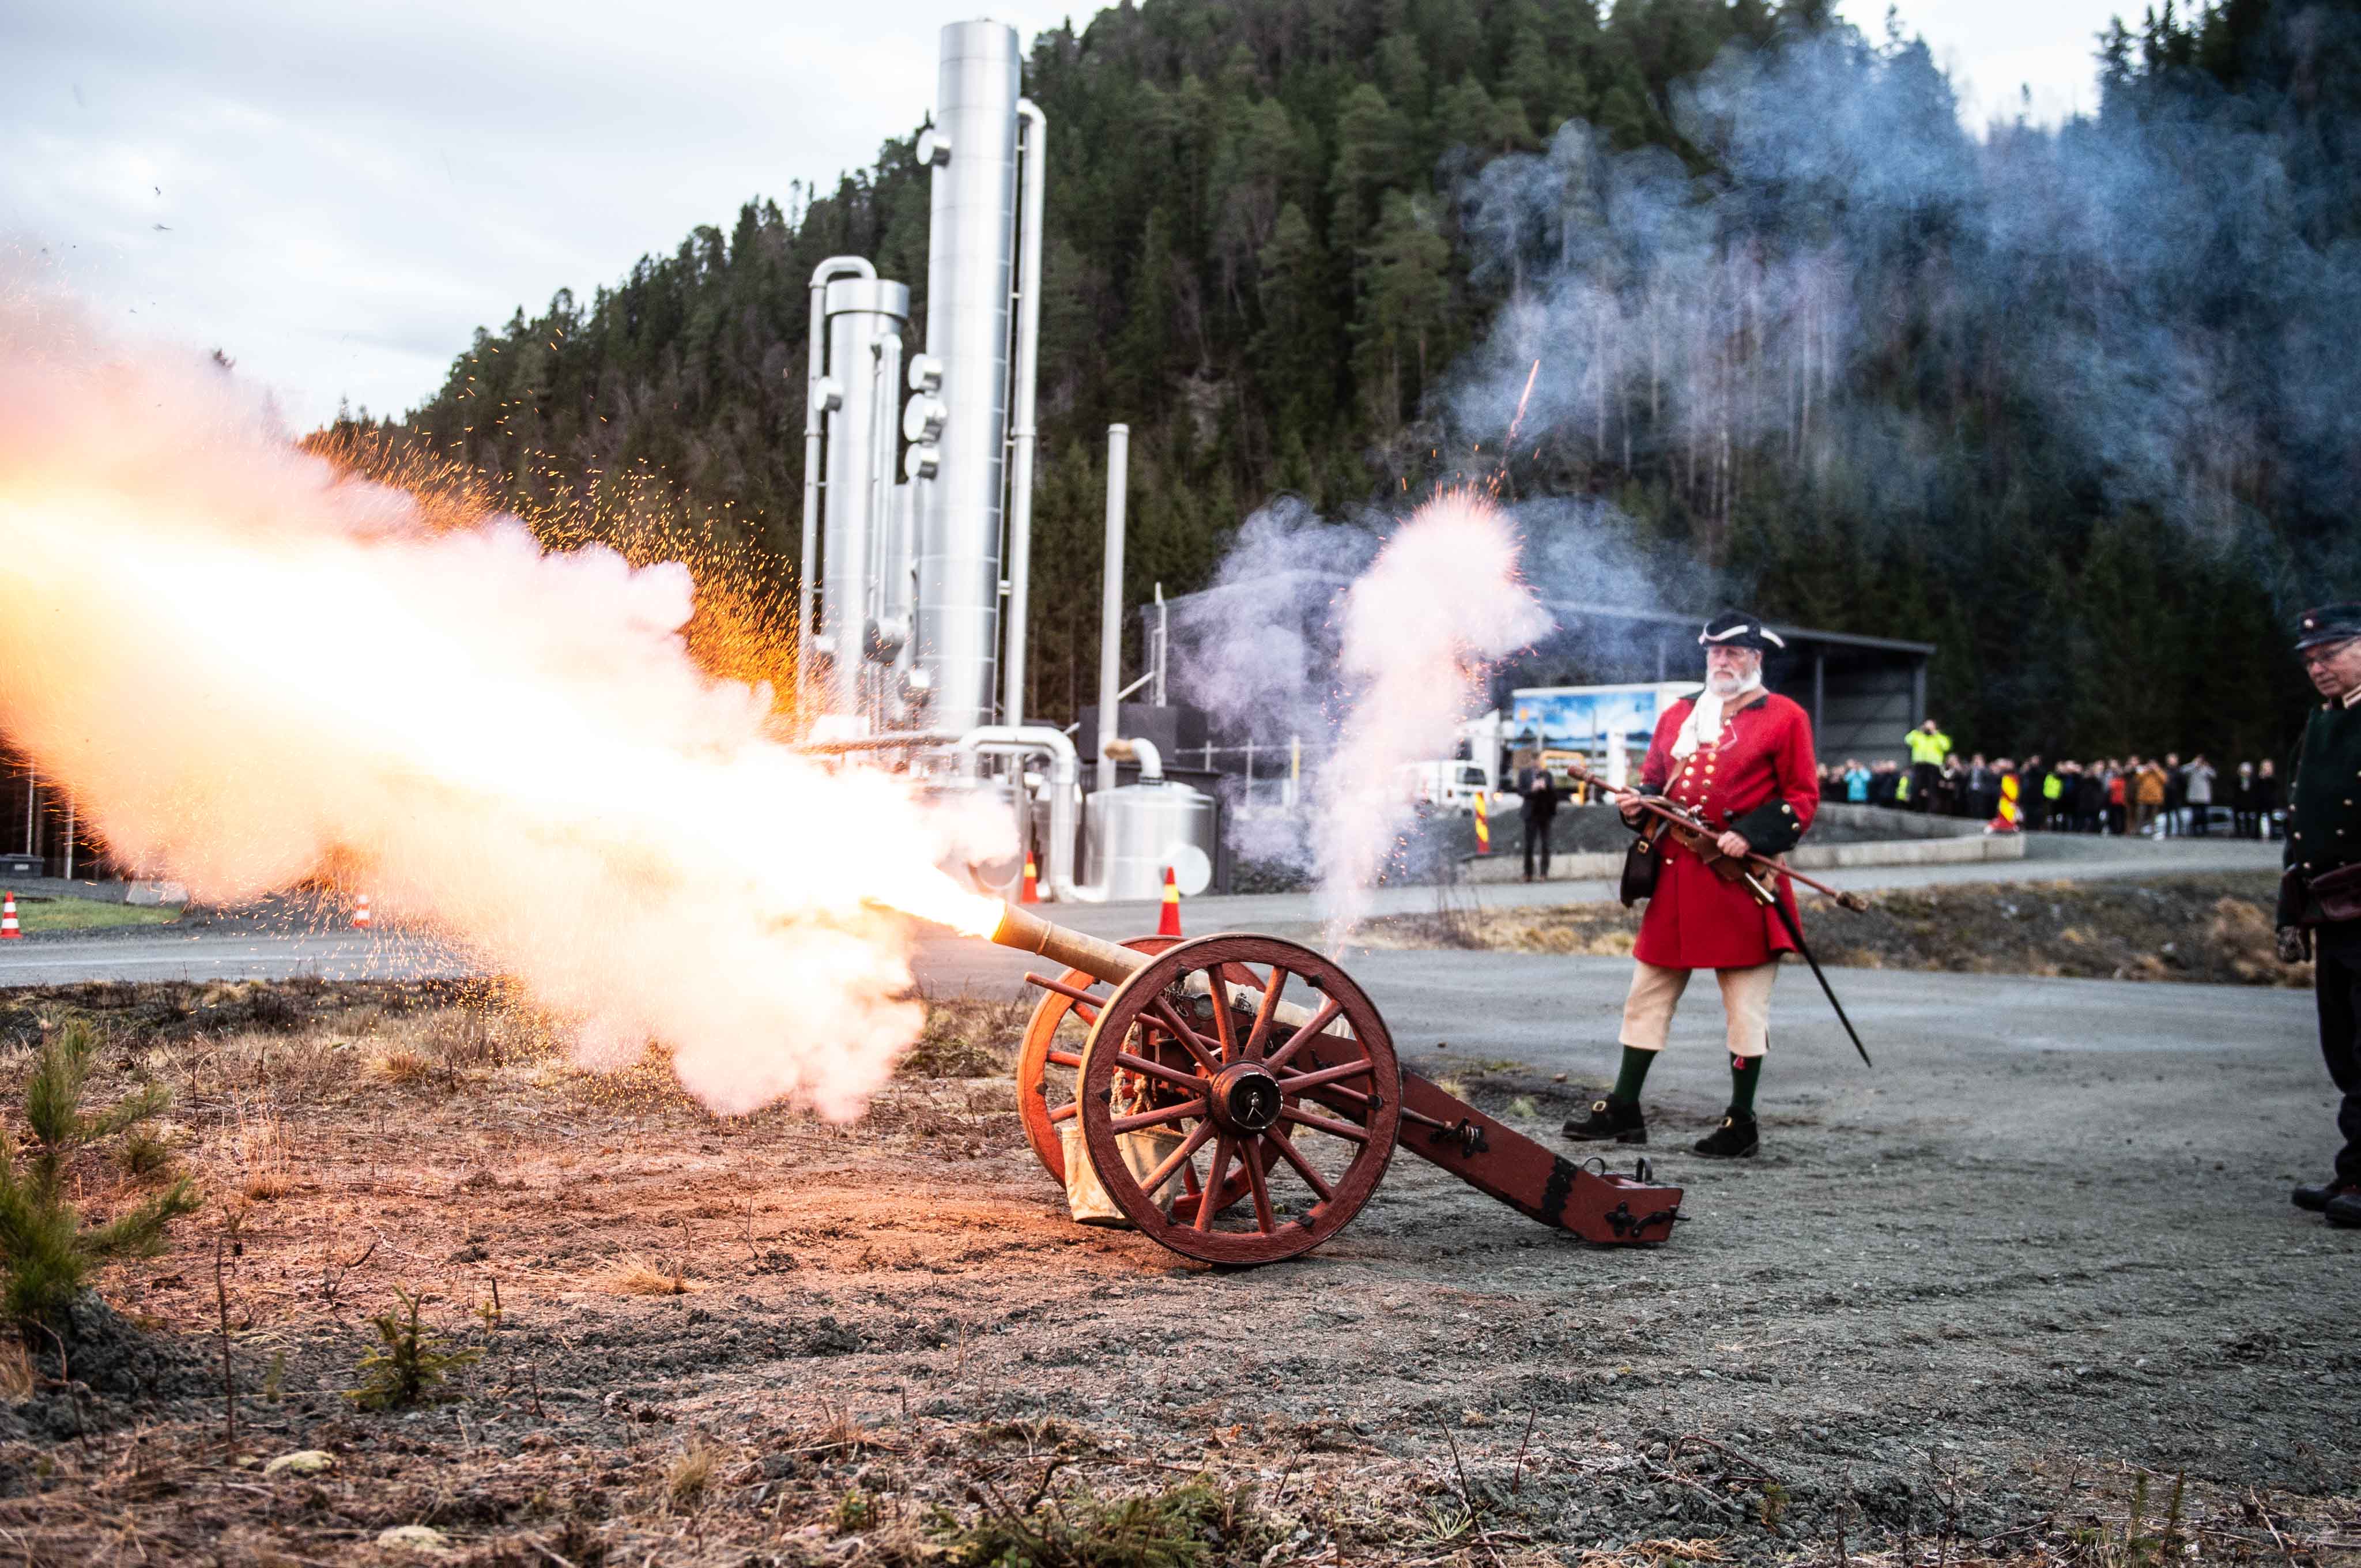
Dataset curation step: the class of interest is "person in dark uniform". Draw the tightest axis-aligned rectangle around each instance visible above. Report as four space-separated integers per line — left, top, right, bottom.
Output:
1563 613 1817 1159
2277 604 2361 1228
1519 765 1560 882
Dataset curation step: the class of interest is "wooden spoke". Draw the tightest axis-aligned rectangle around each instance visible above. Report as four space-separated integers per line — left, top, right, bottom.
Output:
1274 1058 1375 1094
1024 973 1103 1011
1263 997 1344 1073
1243 1137 1277 1234
1266 1125 1337 1203
1110 1050 1206 1095
1049 1102 1078 1123
1208 974 1240 1062
1243 965 1289 1060
1108 1098 1205 1134
1148 997 1224 1076
1280 1105 1369 1145
1046 1049 1083 1069
1140 1120 1216 1195
1196 1136 1235 1232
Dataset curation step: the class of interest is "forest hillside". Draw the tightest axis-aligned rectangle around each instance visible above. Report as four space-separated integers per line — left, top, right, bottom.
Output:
329 0 2356 760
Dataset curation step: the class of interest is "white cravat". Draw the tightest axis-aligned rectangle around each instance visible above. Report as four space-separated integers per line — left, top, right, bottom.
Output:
1672 672 1761 760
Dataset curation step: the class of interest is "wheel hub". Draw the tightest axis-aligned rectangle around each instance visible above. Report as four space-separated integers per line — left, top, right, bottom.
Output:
1209 1062 1283 1134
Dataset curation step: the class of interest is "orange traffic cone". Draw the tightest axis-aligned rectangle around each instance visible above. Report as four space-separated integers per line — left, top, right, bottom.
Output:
1156 864 1183 938
0 892 19 941
1020 852 1040 904
352 892 372 930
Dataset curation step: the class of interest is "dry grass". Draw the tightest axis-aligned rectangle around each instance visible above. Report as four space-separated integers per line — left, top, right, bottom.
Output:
1362 872 2299 986
596 1254 693 1296
225 1091 295 1201
663 1434 723 1510
368 1046 434 1085
899 994 1028 1079
0 1338 33 1400
1572 1542 1728 1567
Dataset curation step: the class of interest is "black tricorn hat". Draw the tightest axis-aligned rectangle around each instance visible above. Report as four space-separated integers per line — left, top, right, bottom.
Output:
2294 603 2361 652
1698 612 1786 653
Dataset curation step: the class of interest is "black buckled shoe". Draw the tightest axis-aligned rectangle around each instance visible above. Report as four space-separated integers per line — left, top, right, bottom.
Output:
1562 1095 1646 1144
2293 1179 2357 1213
1694 1114 1760 1159
2328 1191 2361 1230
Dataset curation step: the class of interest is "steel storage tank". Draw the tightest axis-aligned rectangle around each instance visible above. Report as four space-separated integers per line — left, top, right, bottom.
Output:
1083 782 1217 903
819 278 909 721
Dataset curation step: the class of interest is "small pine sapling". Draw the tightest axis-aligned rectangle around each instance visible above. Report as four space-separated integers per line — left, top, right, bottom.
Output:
348 1286 480 1411
0 1022 201 1326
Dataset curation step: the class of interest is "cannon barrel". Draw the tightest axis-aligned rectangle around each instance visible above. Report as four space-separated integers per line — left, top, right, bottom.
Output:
993 903 1341 1032
991 903 1153 989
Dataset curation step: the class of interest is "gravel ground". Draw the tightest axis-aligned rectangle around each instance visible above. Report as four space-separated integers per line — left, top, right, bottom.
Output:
0 973 2347 1565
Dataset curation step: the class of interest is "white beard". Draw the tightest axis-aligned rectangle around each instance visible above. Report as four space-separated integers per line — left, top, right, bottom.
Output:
1672 669 1762 760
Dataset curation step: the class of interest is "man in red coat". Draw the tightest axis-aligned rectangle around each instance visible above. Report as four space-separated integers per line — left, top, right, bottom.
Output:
1564 612 1819 1158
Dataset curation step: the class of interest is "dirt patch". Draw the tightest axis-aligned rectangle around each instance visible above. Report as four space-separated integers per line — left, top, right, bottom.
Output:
1366 873 2303 986
0 981 2345 1564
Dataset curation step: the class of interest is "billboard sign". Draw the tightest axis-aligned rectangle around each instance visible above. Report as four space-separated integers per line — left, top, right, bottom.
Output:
1507 683 1693 787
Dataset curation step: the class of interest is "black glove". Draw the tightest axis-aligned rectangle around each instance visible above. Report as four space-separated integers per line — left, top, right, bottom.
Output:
2277 926 2313 964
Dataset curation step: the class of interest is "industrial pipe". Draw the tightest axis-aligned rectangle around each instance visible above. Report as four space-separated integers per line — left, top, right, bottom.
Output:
1002 99 1047 730
953 725 1106 903
1102 736 1162 781
865 322 906 713
798 256 876 723
1096 424 1129 795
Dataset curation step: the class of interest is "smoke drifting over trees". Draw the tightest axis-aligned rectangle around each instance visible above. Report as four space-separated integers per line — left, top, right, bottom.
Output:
351 0 2353 760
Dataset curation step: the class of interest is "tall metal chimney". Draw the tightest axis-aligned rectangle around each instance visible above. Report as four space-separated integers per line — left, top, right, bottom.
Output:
911 20 1023 736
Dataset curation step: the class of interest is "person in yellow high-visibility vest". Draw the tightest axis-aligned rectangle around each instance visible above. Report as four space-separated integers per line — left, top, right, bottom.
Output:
1903 719 1952 814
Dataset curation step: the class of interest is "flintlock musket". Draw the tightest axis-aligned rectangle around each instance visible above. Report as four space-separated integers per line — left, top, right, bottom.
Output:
1562 762 1870 911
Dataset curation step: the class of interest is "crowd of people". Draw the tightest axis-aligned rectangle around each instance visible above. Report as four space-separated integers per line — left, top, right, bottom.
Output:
1816 728 2283 838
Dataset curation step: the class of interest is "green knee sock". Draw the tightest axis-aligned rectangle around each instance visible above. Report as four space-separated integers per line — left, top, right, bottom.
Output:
1728 1053 1762 1116
1612 1045 1656 1105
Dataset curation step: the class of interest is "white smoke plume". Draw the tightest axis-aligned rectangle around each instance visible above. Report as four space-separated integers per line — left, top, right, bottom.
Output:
0 284 1010 1119
1312 491 1549 941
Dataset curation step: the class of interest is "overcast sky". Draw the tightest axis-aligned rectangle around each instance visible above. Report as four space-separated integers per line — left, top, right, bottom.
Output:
2 1 2126 432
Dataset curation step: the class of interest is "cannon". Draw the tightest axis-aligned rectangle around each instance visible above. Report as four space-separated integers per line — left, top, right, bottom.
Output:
985 905 1684 1267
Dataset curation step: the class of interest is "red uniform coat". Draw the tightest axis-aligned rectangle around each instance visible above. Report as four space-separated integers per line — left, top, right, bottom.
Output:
1632 688 1819 971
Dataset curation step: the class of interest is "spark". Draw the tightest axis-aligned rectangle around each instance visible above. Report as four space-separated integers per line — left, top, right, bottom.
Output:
1506 359 1541 450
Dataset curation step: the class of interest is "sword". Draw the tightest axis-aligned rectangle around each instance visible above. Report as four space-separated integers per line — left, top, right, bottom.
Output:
1740 868 1873 1069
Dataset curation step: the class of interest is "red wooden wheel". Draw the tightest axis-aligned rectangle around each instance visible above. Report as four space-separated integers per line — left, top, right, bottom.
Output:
1014 935 1179 1185
1015 936 1270 1225
1076 933 1401 1266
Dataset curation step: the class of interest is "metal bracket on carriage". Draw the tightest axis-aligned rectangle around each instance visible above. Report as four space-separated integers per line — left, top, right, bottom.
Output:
1427 1117 1491 1158
1603 1201 1682 1239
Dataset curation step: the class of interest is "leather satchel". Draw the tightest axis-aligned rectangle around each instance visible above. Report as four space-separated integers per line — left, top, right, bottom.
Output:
2307 861 2361 924
1619 819 1663 907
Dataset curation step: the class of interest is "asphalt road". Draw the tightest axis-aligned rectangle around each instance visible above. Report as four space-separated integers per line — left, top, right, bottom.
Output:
0 832 2277 990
